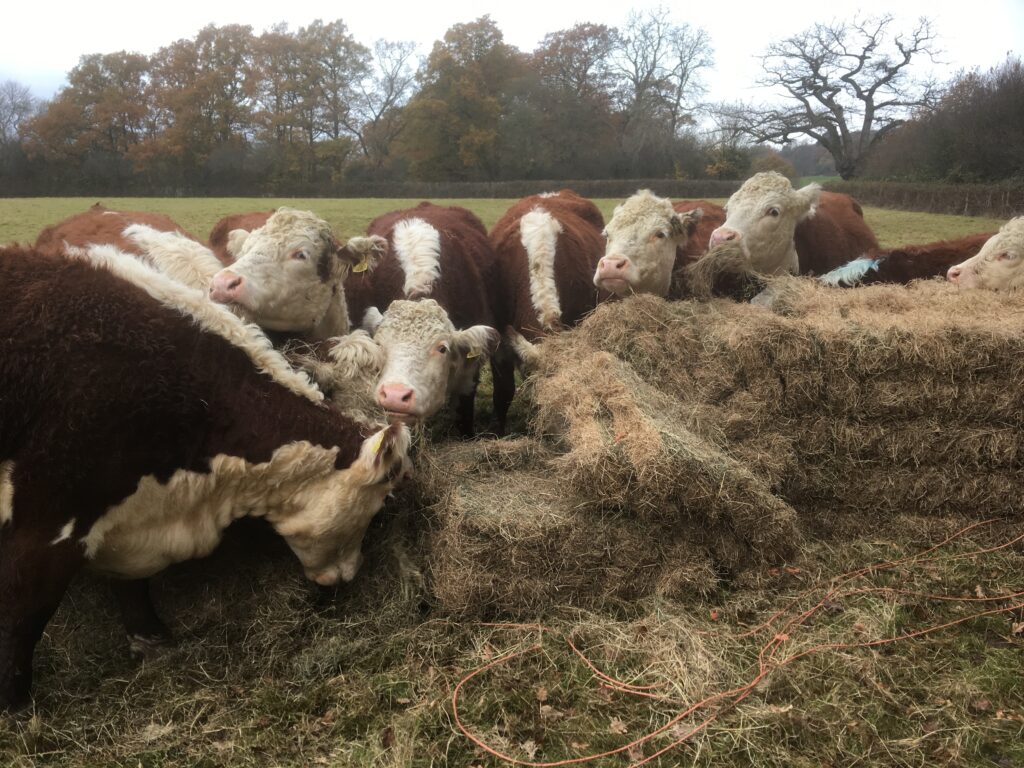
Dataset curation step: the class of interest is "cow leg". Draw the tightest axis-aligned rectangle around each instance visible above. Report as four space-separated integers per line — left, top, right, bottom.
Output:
111 578 173 659
453 358 484 438
0 527 83 711
490 350 516 436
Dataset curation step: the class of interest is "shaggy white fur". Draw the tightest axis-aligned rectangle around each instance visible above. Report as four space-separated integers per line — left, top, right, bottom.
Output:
520 207 564 330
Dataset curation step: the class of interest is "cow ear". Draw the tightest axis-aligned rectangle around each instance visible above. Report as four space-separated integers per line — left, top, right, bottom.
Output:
339 235 388 273
796 183 822 220
226 229 250 258
453 325 500 360
669 209 702 240
361 306 384 335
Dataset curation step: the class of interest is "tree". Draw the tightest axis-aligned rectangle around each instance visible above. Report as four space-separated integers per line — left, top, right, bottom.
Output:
720 15 940 179
0 80 35 147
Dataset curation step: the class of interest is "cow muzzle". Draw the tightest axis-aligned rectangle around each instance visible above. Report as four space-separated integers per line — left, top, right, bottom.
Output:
209 269 247 303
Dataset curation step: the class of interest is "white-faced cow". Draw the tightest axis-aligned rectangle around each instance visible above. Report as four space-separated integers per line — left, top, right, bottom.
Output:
208 207 387 341
709 172 879 276
821 231 995 287
346 202 500 435
207 210 275 265
489 190 611 430
0 244 411 710
593 190 706 297
946 217 1024 290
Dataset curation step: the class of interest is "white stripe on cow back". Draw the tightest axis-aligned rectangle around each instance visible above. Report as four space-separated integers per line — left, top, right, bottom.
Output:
65 244 323 403
520 207 564 330
123 224 223 291
392 218 441 297
0 461 13 526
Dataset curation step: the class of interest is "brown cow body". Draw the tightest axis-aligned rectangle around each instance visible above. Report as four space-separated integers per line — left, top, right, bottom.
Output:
821 232 995 286
208 211 274 265
793 191 880 275
34 203 201 257
673 199 725 264
0 245 409 709
489 190 609 430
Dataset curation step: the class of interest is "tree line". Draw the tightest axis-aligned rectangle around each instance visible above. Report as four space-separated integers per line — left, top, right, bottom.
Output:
0 11 1021 195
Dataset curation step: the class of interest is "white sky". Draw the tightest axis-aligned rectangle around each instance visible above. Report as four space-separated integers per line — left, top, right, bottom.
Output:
4 0 1022 106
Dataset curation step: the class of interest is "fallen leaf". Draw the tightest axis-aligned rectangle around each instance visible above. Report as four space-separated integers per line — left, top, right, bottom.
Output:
520 739 539 759
1011 621 1024 636
536 686 548 703
381 727 395 749
609 717 628 735
627 744 644 761
969 699 993 714
975 584 987 599
140 723 175 742
395 697 412 705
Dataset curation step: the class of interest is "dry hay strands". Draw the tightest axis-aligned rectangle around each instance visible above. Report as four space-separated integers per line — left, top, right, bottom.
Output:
673 241 768 302
530 351 799 566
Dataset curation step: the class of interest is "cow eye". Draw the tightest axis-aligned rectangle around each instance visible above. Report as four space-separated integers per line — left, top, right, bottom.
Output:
292 250 309 261
437 343 449 355
767 207 780 218
997 251 1019 261
655 231 666 239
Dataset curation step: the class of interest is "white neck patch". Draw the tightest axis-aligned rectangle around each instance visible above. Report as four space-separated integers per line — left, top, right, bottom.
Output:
65 244 324 403
392 218 441 297
520 207 564 330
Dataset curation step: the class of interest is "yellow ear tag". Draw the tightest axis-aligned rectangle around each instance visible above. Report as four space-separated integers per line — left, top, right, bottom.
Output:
371 430 386 454
466 350 480 359
352 255 370 273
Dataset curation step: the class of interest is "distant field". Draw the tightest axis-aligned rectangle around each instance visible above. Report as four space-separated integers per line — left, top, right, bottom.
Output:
0 196 1007 250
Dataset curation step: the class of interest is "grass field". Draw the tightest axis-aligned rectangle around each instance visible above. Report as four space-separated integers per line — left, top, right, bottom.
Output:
0 196 1008 249
1 197 1022 767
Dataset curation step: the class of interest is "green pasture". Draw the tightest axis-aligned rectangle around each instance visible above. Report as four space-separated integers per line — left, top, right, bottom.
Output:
0 196 1008 248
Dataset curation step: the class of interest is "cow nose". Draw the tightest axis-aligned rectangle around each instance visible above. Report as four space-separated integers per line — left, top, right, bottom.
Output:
946 266 962 284
596 256 631 278
209 270 245 302
378 383 417 413
709 227 741 248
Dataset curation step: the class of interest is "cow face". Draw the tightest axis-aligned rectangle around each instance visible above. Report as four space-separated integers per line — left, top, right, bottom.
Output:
947 218 1024 290
594 190 701 297
275 423 412 586
208 207 386 335
363 299 499 422
710 172 821 275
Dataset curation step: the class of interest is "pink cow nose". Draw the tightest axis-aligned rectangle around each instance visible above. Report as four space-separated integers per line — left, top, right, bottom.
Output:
946 266 962 284
378 383 417 414
709 227 741 248
209 270 246 302
596 256 631 280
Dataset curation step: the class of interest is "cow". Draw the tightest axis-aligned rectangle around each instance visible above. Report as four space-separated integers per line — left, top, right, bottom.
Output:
593 189 706 297
708 172 879 276
0 244 412 710
820 231 995 287
489 190 610 430
208 210 274 265
346 202 500 435
207 207 387 341
946 217 1024 290
673 198 727 260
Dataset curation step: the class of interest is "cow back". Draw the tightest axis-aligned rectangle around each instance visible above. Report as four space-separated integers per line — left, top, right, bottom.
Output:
35 204 198 257
870 232 995 284
207 211 273 265
794 191 879 275
673 199 726 265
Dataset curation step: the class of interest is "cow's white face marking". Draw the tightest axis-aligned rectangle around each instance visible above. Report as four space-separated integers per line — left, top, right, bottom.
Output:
392 218 442 298
713 172 820 275
0 461 13 526
80 429 410 584
595 190 695 297
365 300 499 421
948 217 1024 290
212 207 348 334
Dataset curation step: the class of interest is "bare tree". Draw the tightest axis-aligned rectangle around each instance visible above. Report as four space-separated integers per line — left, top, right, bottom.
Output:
0 80 36 146
721 15 940 179
342 39 418 167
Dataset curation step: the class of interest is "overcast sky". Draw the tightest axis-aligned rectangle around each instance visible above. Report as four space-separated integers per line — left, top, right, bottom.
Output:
4 0 1022 105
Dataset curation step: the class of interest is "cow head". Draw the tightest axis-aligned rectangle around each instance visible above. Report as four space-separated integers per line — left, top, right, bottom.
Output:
362 299 499 422
274 422 412 586
594 190 703 296
946 218 1024 290
208 207 387 337
710 172 821 275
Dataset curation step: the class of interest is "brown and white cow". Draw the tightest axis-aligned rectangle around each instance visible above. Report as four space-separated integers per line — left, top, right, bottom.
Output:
946 217 1024 290
490 190 610 430
346 202 500 435
208 207 387 340
593 190 706 296
709 172 879 276
208 210 275 265
820 231 995 287
0 244 411 710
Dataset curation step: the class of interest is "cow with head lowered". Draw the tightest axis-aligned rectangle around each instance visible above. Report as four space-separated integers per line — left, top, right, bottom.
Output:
345 202 500 436
945 217 1024 290
490 190 612 431
0 244 411 711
